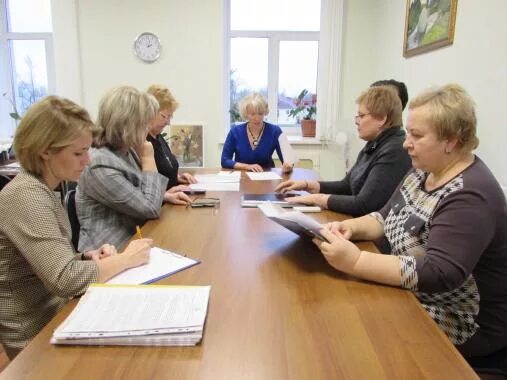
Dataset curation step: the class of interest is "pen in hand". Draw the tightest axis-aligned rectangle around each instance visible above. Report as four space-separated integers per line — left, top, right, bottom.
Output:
136 225 143 239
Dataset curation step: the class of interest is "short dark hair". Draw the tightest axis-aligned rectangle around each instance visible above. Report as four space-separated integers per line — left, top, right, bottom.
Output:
371 79 409 111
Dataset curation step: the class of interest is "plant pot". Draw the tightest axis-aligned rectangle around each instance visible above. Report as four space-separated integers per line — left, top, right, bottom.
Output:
301 119 316 137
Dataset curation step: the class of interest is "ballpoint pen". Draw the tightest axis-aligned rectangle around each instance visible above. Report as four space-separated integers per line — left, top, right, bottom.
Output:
136 225 143 239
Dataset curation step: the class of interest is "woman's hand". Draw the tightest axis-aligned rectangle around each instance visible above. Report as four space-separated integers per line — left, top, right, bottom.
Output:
287 193 329 208
275 180 320 194
83 244 117 261
281 162 294 174
247 164 263 172
178 172 197 184
168 184 190 193
275 180 305 193
120 238 153 268
137 141 158 172
324 221 353 240
164 191 192 205
313 227 361 273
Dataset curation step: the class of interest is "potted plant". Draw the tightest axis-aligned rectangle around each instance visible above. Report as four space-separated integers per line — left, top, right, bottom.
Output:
287 89 316 137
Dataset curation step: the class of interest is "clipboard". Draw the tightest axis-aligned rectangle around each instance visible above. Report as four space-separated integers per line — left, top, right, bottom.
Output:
106 247 200 285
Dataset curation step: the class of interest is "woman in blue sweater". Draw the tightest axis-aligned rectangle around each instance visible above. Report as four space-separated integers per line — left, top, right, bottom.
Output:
221 93 293 172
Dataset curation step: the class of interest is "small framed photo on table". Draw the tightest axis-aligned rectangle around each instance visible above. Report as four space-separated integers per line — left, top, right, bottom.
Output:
165 124 204 168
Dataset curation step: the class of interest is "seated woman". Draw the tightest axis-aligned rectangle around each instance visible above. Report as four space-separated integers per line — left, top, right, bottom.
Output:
76 86 191 252
146 84 197 190
276 84 411 216
0 96 152 359
314 84 507 359
221 92 293 173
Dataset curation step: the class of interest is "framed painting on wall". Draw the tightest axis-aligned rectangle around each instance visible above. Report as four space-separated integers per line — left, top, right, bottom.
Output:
166 124 204 168
403 0 458 58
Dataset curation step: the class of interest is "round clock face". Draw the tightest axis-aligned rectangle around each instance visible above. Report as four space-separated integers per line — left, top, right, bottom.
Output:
133 32 161 63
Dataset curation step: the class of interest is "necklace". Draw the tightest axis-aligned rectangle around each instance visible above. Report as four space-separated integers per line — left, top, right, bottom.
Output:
247 123 265 148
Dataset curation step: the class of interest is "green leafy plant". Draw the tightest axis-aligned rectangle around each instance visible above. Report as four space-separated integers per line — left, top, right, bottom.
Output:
287 89 316 122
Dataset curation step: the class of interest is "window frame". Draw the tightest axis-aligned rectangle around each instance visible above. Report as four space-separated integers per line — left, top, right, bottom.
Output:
0 0 55 140
225 0 319 135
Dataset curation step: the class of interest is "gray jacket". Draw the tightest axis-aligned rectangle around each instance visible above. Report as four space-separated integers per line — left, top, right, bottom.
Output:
76 147 168 252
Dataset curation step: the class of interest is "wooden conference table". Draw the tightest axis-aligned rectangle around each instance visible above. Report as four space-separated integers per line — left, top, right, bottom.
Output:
1 168 477 379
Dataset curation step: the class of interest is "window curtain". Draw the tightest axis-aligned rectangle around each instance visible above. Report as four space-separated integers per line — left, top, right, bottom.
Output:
316 0 344 142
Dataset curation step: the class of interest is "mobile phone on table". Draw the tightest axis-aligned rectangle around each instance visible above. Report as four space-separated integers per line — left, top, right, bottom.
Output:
183 189 206 195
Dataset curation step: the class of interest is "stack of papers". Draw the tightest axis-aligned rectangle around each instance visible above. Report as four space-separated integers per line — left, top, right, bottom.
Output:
106 247 199 285
51 285 211 346
258 203 328 242
191 172 241 191
246 172 282 181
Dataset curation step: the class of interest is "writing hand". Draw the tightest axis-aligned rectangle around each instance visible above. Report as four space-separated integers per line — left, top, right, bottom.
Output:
84 244 117 261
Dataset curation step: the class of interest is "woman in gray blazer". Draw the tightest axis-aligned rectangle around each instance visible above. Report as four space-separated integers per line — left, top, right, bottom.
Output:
76 86 191 252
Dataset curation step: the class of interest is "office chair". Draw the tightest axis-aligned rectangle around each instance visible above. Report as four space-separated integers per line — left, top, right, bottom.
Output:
0 174 12 191
467 346 507 378
64 189 80 251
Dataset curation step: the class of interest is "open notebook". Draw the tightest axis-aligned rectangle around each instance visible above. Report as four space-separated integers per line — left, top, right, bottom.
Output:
51 285 210 346
106 247 199 285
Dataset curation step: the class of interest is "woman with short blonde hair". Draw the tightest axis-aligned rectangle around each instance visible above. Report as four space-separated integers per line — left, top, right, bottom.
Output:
146 84 197 191
313 84 507 360
221 92 293 173
0 96 152 359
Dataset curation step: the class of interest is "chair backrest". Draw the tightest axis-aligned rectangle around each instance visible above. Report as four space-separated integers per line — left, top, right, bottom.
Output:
64 189 80 251
0 174 12 191
467 345 507 377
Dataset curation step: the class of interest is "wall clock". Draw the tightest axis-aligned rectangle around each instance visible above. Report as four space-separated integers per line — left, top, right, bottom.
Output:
133 32 161 63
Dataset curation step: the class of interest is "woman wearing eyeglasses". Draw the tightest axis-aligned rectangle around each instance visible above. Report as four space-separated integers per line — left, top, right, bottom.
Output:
314 84 507 361
276 84 411 216
146 85 197 194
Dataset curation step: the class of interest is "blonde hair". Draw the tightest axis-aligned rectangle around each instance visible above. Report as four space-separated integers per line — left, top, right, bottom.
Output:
356 86 403 128
146 84 179 112
94 86 159 150
13 96 96 177
238 93 269 120
409 84 479 151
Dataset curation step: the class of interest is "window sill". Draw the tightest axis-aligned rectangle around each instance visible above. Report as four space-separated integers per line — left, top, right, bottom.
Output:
218 135 325 146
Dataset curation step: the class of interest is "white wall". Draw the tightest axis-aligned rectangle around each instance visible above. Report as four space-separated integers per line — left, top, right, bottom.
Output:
75 0 225 168
51 0 507 185
368 0 507 187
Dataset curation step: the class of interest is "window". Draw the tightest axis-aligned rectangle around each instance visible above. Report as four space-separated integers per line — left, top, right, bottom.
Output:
227 0 320 130
0 0 54 139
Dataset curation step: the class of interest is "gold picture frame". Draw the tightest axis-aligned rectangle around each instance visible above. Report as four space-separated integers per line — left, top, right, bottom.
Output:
166 124 204 168
403 0 458 58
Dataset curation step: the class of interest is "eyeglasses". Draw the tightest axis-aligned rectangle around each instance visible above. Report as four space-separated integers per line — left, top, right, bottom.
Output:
354 112 371 120
160 112 173 121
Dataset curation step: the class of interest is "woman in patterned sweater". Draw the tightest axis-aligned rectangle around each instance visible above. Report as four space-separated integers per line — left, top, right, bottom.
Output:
313 84 507 359
0 97 152 359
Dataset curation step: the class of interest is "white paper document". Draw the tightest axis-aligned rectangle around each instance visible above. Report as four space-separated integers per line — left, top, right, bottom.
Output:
246 172 282 181
106 247 199 285
190 182 240 191
195 173 240 183
51 285 211 346
278 133 296 165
